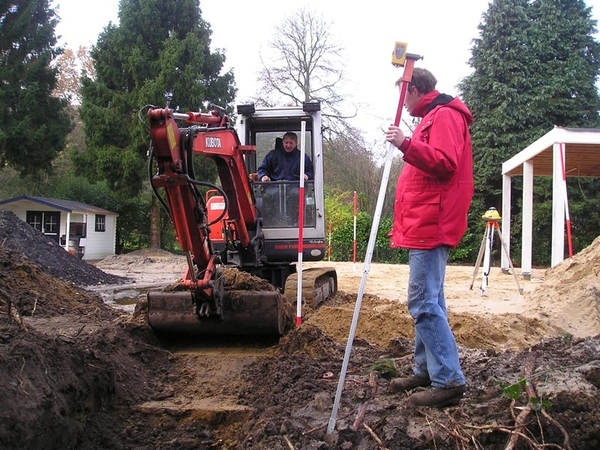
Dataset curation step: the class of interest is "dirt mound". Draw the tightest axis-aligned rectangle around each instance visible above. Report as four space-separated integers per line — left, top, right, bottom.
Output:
94 248 187 286
303 291 560 351
0 241 172 449
3 277 600 449
0 210 128 286
236 321 600 449
524 234 600 337
0 246 116 320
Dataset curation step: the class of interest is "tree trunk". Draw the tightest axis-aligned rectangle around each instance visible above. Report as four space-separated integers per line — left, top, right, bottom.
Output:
150 196 161 249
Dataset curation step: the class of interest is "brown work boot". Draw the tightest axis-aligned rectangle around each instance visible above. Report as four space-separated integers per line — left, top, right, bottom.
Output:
408 385 467 408
389 375 431 393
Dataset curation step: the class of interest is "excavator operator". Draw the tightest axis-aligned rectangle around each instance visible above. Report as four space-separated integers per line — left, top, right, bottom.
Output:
257 132 314 182
257 132 313 227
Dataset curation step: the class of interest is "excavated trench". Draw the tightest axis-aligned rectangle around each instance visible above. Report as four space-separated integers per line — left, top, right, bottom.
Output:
134 337 276 429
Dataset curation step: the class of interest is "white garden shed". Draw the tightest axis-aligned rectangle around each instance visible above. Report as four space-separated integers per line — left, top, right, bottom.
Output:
501 127 600 277
0 195 118 261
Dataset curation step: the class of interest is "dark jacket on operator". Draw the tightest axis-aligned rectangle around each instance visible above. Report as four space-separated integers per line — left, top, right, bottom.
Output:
257 147 314 181
389 90 474 250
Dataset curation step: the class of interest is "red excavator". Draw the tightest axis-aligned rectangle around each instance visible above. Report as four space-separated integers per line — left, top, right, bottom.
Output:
146 102 337 335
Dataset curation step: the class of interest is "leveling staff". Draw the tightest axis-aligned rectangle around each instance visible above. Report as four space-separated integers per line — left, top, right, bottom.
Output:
385 68 474 408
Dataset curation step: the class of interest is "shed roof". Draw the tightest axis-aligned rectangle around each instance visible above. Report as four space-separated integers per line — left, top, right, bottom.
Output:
0 195 117 216
502 127 600 177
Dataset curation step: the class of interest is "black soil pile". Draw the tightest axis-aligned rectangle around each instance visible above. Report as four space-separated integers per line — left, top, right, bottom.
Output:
0 242 171 449
0 210 128 286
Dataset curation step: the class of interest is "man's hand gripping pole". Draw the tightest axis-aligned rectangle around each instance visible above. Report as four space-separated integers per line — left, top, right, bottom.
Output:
391 42 423 126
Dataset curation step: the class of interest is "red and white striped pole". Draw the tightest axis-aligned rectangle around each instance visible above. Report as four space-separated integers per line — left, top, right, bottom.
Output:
559 142 573 259
328 221 332 262
296 120 307 326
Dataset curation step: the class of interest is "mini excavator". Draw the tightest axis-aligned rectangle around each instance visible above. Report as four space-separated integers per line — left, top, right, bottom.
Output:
145 102 337 336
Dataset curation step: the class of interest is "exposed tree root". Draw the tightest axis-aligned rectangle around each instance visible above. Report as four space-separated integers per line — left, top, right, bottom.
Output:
8 303 25 330
363 423 388 450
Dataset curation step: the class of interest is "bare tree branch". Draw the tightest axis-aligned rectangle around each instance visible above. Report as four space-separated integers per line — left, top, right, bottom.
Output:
255 8 357 134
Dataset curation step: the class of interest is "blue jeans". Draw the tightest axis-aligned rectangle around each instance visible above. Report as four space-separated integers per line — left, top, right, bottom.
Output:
407 247 466 388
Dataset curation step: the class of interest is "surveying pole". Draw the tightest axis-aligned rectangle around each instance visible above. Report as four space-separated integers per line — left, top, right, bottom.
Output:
327 42 422 436
470 207 523 295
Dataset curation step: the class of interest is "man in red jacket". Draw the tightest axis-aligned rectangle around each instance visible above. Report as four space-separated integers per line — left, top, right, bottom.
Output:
385 68 474 408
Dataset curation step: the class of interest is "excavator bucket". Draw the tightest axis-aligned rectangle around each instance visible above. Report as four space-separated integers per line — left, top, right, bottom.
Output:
147 289 294 336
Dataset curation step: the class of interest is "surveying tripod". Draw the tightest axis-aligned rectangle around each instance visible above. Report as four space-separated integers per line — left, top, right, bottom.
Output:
469 207 523 295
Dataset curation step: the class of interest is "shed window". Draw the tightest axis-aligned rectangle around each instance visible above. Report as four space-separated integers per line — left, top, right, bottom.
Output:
26 211 43 232
44 214 59 234
95 214 106 232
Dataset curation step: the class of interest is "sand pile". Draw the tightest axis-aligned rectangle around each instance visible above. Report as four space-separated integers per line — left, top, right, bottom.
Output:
524 235 600 337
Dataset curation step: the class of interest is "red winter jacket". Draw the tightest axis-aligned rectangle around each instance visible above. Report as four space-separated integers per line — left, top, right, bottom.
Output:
389 91 474 250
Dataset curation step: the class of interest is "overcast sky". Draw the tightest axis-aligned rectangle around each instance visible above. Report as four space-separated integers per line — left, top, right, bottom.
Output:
53 0 600 145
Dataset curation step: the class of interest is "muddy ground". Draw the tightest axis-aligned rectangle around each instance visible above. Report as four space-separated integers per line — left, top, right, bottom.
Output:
1 209 599 449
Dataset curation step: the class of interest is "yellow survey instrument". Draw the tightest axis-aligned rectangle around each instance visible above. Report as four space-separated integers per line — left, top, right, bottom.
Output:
482 207 502 222
391 41 408 67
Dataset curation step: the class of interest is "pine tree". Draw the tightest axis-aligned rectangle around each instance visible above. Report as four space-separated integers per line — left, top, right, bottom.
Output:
528 0 600 127
75 0 236 248
460 0 600 264
0 0 72 177
75 0 235 196
460 0 537 200
461 0 600 202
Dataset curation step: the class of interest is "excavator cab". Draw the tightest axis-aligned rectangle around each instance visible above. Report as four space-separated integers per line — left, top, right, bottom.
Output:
235 103 337 310
235 102 328 263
